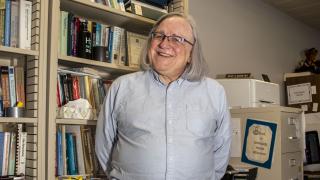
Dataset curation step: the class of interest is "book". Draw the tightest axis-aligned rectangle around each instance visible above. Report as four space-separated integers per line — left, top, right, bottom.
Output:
65 133 77 175
0 0 5 45
0 132 4 175
80 127 93 174
110 26 123 64
119 28 127 66
15 128 27 176
7 132 16 176
67 12 74 56
4 0 11 46
56 126 63 176
60 11 69 55
2 132 11 176
61 125 67 175
10 1 19 47
1 66 10 108
18 0 32 49
126 31 147 68
14 67 25 107
8 66 16 107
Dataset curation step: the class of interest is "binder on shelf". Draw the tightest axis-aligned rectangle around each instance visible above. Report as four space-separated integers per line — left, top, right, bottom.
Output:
125 0 168 20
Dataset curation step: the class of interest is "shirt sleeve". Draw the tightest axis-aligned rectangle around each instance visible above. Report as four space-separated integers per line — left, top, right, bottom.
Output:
95 81 119 174
212 86 232 180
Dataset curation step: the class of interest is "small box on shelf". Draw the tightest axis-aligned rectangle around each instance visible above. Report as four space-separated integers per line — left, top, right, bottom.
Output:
285 73 320 113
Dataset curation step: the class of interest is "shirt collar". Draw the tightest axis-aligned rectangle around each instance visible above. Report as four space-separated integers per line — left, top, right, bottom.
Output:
149 69 186 86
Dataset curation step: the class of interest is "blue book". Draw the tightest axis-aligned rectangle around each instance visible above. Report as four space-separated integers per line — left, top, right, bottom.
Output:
95 23 101 46
107 27 114 63
65 133 77 175
0 132 4 175
4 0 10 46
56 128 63 176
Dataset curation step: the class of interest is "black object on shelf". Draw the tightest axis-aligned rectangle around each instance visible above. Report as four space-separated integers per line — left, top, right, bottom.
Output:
306 131 320 164
222 165 258 180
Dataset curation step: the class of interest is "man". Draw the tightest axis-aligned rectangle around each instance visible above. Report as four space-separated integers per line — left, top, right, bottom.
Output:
95 12 232 180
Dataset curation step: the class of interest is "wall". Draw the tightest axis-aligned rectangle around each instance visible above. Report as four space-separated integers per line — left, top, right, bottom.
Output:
188 0 320 105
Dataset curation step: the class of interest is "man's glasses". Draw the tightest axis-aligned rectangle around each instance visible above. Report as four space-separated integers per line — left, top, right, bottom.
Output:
151 32 194 46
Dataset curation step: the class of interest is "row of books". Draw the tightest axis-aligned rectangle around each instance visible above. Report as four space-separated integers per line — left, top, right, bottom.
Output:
0 66 25 117
60 11 148 68
95 0 126 11
56 125 104 177
57 69 113 115
95 0 171 20
0 124 27 177
0 0 32 49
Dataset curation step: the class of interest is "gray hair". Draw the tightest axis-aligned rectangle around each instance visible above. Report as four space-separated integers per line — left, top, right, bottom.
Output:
140 12 208 81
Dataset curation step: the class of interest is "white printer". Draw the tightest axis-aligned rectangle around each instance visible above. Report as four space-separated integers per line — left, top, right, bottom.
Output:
216 79 280 108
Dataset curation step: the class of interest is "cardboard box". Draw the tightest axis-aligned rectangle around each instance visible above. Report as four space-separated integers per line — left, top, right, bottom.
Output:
285 74 320 113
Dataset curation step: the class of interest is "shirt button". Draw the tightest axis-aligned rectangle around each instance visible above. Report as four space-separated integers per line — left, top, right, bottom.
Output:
168 120 172 125
168 138 173 143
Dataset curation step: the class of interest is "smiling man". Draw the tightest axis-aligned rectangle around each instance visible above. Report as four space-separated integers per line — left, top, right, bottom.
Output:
95 13 232 180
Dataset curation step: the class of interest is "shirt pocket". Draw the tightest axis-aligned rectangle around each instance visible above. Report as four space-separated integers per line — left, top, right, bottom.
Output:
186 105 216 137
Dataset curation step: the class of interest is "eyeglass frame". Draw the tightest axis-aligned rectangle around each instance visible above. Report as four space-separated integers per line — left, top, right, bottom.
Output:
151 32 195 46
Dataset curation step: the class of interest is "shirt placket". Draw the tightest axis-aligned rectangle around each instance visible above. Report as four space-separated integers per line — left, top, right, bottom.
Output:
165 83 177 180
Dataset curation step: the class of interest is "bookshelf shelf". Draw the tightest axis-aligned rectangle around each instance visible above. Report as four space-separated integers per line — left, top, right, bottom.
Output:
56 118 97 125
61 0 155 34
0 46 39 56
0 117 37 123
58 55 139 73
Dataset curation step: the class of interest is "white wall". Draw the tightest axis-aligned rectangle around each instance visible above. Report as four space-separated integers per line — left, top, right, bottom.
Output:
189 0 320 105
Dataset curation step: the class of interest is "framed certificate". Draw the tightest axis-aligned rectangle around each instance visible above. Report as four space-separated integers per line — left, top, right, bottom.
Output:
241 118 277 169
126 31 148 68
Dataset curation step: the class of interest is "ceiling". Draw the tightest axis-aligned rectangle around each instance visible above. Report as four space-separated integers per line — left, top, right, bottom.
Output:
262 0 320 31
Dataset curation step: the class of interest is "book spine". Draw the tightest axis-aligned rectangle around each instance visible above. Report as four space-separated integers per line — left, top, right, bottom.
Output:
4 0 11 46
2 132 11 176
95 23 101 46
61 125 67 175
107 27 113 63
72 76 80 100
19 0 32 49
14 67 25 107
0 0 5 45
60 11 68 55
111 26 122 64
65 133 77 175
56 127 63 176
91 22 96 48
8 66 16 107
67 13 73 56
15 128 27 176
8 132 16 176
10 1 19 47
0 132 4 175
1 66 10 108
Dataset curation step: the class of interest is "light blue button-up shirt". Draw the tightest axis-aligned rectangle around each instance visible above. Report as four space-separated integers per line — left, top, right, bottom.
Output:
95 70 232 180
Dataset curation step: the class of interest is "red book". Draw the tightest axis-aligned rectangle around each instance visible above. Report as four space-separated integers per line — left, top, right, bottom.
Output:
72 76 80 100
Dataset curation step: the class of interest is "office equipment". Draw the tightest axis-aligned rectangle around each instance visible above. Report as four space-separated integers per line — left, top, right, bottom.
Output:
230 107 303 180
216 79 280 108
305 131 320 164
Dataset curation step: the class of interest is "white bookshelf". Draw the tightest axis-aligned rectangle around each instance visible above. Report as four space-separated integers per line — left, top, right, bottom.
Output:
46 0 187 179
0 0 48 179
